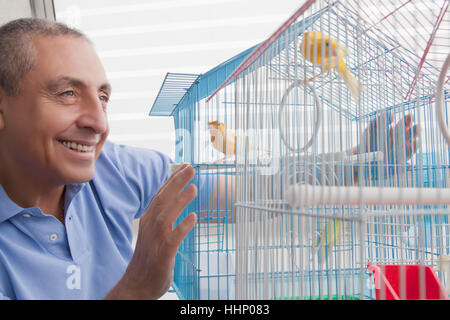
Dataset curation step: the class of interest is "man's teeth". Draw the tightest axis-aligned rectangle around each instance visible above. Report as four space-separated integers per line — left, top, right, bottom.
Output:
61 140 95 152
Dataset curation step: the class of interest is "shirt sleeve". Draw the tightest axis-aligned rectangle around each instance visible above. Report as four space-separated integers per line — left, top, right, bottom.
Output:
99 141 215 220
109 142 174 219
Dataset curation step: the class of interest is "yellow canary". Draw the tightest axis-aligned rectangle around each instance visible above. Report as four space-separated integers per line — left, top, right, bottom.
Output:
314 219 342 264
208 121 236 157
300 31 360 104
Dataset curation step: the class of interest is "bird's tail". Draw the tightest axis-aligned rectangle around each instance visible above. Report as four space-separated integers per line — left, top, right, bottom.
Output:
341 63 361 104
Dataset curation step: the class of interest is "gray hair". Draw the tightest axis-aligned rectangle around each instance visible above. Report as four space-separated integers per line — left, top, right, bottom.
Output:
0 17 90 96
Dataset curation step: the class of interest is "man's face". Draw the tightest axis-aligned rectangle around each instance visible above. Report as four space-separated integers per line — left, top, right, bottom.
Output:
0 35 110 185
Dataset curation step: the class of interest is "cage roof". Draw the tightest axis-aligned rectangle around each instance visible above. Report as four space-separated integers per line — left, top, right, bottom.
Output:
148 73 200 116
148 43 258 116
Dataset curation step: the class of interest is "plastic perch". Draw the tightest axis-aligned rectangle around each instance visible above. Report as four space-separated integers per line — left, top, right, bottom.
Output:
286 185 450 207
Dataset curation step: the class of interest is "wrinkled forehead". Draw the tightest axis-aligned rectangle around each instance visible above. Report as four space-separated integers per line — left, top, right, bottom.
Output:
31 34 96 66
28 35 109 90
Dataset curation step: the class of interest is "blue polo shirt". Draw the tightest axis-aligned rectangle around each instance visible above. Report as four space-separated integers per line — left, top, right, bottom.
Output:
0 140 207 300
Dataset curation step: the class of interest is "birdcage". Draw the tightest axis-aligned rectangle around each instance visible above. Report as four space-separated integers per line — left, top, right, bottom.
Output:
203 0 450 299
149 44 260 299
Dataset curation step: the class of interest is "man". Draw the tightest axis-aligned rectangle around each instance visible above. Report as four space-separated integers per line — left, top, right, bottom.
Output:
0 17 200 299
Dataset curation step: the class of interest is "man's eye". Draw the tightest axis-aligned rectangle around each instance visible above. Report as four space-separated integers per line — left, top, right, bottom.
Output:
60 90 75 97
99 95 109 103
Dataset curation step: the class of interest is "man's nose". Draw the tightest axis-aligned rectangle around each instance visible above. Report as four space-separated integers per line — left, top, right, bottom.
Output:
76 93 108 134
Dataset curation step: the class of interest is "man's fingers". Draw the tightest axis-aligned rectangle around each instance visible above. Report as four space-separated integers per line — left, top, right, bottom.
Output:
153 165 195 207
154 163 190 198
148 183 197 237
164 212 197 259
142 164 196 231
162 183 197 225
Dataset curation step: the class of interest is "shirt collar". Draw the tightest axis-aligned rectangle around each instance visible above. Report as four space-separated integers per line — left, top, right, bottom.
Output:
64 183 86 211
0 185 24 223
0 183 87 223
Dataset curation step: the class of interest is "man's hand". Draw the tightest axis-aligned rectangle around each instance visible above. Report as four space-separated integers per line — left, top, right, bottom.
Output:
105 164 197 299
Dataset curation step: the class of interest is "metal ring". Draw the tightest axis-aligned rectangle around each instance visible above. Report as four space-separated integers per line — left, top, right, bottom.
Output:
279 78 322 153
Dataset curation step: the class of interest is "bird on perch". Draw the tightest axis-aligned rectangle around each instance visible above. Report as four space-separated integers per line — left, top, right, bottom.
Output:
314 218 343 265
208 120 269 162
208 121 236 157
299 31 361 104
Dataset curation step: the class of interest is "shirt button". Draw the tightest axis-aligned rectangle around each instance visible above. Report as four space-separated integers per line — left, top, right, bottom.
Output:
49 233 58 241
22 213 31 218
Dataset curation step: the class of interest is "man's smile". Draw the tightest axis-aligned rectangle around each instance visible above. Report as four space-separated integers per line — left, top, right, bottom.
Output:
59 139 95 152
57 138 98 160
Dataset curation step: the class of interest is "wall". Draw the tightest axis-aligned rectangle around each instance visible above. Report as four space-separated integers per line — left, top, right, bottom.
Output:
0 0 33 24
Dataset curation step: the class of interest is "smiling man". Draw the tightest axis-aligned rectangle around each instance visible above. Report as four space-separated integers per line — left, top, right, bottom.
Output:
0 18 199 299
